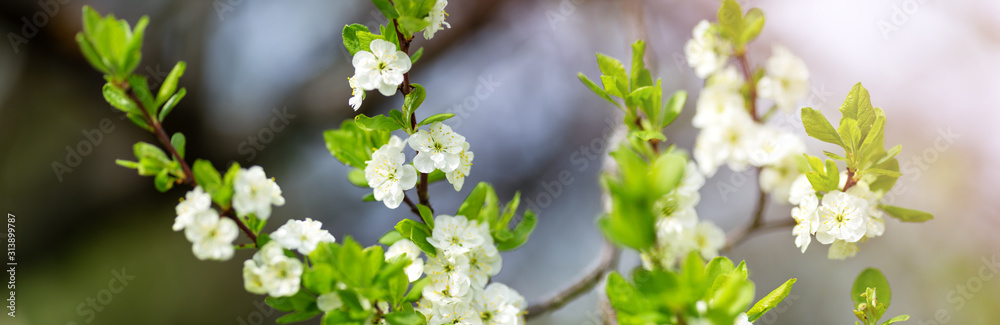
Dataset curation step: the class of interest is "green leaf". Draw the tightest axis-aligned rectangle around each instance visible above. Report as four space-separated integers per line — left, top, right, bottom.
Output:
718 0 744 44
863 168 903 178
127 75 156 116
662 90 686 127
457 182 490 220
154 169 173 192
193 159 222 189
838 118 862 155
276 310 322 324
371 0 400 19
403 84 427 120
75 32 109 74
384 311 426 325
266 295 296 312
417 204 435 228
379 230 404 246
746 278 796 322
852 268 892 313
363 193 376 202
596 53 628 94
824 150 847 161
579 73 621 109
355 114 404 132
601 75 625 98
410 47 424 64
629 40 650 90
121 16 148 76
881 314 910 325
347 168 369 187
157 61 186 107
497 191 521 230
417 113 454 127
397 17 430 38
342 24 369 56
158 88 186 121
496 210 536 251
651 153 686 196
825 159 840 190
102 83 140 114
304 264 337 294
740 8 765 44
839 82 877 137
395 219 436 257
879 205 933 223
170 132 186 159
801 107 845 148
115 159 139 169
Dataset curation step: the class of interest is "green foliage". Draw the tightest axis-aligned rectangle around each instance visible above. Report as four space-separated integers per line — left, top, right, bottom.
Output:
115 142 184 192
456 183 536 251
395 219 437 257
324 120 392 169
852 268 908 325
607 255 794 325
878 205 933 223
76 6 148 83
579 40 687 140
746 278 796 322
800 83 933 220
716 0 765 51
280 237 417 324
599 146 686 250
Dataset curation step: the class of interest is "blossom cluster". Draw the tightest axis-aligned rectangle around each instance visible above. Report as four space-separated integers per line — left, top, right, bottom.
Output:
643 162 727 270
685 20 811 204
243 218 336 297
173 166 286 261
788 175 886 260
404 214 525 325
364 123 474 209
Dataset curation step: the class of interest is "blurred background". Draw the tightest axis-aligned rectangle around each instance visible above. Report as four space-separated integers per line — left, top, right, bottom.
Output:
1 0 999 324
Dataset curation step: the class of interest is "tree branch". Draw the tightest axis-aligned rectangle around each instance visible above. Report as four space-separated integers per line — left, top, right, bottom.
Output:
124 86 258 246
736 52 758 121
525 240 620 320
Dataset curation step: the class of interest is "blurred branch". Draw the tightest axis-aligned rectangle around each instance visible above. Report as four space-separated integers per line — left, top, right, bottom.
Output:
525 239 620 320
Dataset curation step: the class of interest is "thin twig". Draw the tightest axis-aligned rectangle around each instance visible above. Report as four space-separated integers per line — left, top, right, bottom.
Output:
124 86 258 246
736 53 758 121
525 240 620 320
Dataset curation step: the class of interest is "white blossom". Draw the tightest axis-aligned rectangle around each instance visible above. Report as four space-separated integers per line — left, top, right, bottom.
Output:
692 66 744 128
348 76 364 111
174 186 212 231
271 218 336 255
466 240 501 288
352 39 412 96
184 209 238 261
788 174 818 207
429 301 482 325
828 239 859 260
423 0 451 39
446 142 474 191
815 191 869 244
760 156 805 204
242 242 304 297
694 110 760 176
424 253 473 303
693 221 726 260
791 205 819 253
685 20 732 78
757 45 810 113
365 136 418 209
233 166 286 221
472 283 526 325
427 215 485 255
409 122 467 173
386 239 425 282
747 127 805 167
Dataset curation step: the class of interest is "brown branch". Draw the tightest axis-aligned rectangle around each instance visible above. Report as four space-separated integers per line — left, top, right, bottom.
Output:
525 240 620 320
123 86 258 246
736 53 758 121
843 168 858 191
402 194 420 215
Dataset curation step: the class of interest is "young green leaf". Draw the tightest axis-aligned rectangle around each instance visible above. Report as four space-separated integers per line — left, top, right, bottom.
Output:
158 88 186 121
416 204 434 228
342 24 370 56
852 268 892 314
378 230 405 246
746 278 796 322
170 132 186 159
878 205 933 223
102 83 140 115
839 82 877 136
355 113 404 132
347 168 369 187
157 61 186 106
371 0 400 19
578 73 621 109
801 107 845 148
410 47 424 64
417 113 454 127
496 210 536 251
661 90 687 127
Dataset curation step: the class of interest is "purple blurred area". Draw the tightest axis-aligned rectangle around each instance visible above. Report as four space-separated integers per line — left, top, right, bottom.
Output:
0 0 998 324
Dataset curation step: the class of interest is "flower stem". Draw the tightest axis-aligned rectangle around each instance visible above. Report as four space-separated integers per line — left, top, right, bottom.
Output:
736 52 759 122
